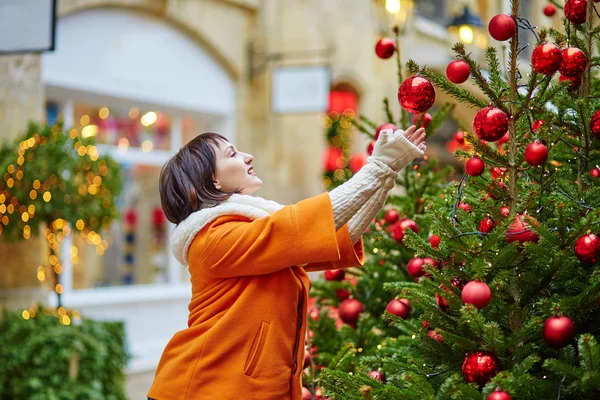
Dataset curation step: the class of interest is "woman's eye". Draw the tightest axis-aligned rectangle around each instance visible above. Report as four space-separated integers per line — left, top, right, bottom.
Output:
231 152 237 157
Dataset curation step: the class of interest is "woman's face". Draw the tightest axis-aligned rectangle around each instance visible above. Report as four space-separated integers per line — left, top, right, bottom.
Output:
212 140 262 195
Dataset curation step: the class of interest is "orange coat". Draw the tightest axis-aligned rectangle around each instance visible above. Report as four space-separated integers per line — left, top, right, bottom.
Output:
147 193 364 400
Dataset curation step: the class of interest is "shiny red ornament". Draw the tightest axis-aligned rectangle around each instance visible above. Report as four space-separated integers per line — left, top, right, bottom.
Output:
462 281 492 309
302 387 313 400
543 315 576 348
427 330 444 343
462 351 502 386
399 298 411 311
338 299 363 328
497 132 510 145
559 47 587 78
564 0 587 24
574 233 600 264
367 140 375 155
446 60 471 84
323 146 343 172
591 168 600 178
348 153 367 173
454 131 466 144
491 167 507 179
384 209 400 224
336 289 351 301
451 277 467 290
506 214 539 243
407 258 425 277
525 140 549 166
398 76 436 114
375 123 397 140
400 218 418 233
543 4 557 17
436 284 452 312
500 205 510 217
488 14 516 41
392 218 418 242
479 216 496 233
412 113 433 128
324 269 345 281
487 390 512 400
590 110 600 139
531 119 545 132
531 43 561 75
458 202 472 213
466 157 485 176
386 299 410 319
559 74 582 92
473 107 509 142
368 370 386 383
375 37 396 59
430 234 441 249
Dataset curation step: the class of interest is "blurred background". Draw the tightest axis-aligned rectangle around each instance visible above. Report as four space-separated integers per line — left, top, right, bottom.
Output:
0 0 553 398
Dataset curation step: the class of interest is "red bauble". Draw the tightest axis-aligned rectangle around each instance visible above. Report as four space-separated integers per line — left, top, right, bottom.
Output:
462 281 492 309
524 140 549 166
500 205 510 217
375 123 397 140
446 60 471 84
531 43 561 75
466 157 486 176
590 110 600 139
348 153 367 173
574 233 600 264
543 4 557 17
559 74 582 92
531 119 545 132
407 258 426 277
385 209 400 224
304 349 312 369
336 288 351 301
399 298 411 311
454 131 466 144
368 370 386 383
451 277 467 290
491 167 507 179
458 202 472 213
506 214 539 243
559 47 587 78
436 285 452 312
400 218 418 233
430 234 441 249
302 387 313 400
369 142 379 158
385 299 410 319
338 299 364 328
323 146 343 172
398 76 436 114
392 218 418 242
462 351 502 386
543 316 576 348
473 107 509 142
488 14 516 41
592 168 600 178
427 329 444 343
412 113 433 128
324 269 345 281
497 132 510 145
479 216 496 233
487 390 512 400
375 37 396 59
564 0 587 24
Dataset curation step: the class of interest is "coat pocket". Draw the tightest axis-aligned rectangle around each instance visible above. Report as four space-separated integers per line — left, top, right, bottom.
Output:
244 321 270 377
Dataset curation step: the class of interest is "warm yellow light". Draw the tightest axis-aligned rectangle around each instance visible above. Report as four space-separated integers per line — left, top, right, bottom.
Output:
33 180 40 190
386 0 401 14
22 310 30 320
60 315 71 325
7 204 14 214
21 213 29 222
37 270 45 281
7 165 14 174
141 140 154 152
80 115 90 126
76 219 85 230
118 138 130 152
0 204 5 214
43 192 51 202
0 194 4 203
55 284 64 294
28 205 35 214
82 125 98 138
70 246 78 256
141 111 158 126
129 107 140 119
99 107 110 119
459 25 474 44
7 178 14 188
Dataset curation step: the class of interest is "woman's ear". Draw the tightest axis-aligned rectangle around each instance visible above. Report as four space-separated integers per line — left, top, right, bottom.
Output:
213 179 221 190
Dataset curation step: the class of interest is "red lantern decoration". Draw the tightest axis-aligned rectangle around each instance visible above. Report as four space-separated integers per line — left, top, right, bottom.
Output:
573 233 600 264
473 107 509 142
461 281 492 309
559 47 588 78
398 76 436 114
488 14 516 41
466 157 486 176
462 351 502 386
531 43 561 75
524 140 549 166
446 60 471 84
375 37 396 59
564 0 587 24
543 315 576 348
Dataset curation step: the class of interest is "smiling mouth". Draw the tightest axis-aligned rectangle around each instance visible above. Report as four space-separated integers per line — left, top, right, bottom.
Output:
248 167 256 175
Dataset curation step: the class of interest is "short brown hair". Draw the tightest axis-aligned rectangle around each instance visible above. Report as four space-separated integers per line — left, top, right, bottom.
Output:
159 132 239 224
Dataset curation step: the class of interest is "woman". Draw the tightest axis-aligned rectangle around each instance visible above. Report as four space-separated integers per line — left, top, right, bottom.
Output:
147 126 426 400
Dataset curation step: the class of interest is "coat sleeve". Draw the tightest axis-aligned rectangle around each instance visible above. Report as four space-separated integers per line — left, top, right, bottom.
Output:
301 224 365 272
191 193 347 278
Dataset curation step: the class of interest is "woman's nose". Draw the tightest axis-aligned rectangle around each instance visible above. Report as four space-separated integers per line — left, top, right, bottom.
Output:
245 153 254 163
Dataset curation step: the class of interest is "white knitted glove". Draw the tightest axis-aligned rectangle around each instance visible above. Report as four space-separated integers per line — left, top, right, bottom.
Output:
371 128 425 172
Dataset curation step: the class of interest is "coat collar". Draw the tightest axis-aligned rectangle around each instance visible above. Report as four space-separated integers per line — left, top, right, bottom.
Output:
171 194 285 266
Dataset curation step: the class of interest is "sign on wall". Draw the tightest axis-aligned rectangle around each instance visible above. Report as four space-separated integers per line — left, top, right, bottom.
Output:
0 0 56 54
271 65 331 114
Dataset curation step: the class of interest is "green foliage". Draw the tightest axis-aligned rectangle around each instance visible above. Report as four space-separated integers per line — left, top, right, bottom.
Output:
0 307 129 400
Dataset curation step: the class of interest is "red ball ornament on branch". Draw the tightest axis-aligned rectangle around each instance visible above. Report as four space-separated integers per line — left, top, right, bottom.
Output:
590 110 600 139
532 120 545 132
466 157 486 176
458 202 472 213
591 168 600 178
454 131 466 144
573 233 600 264
531 43 561 75
543 315 576 348
384 209 400 224
524 140 549 166
487 390 512 400
564 0 587 24
506 214 539 243
462 281 492 309
338 299 364 328
543 4 557 17
412 113 433 128
559 47 587 78
348 153 367 173
488 14 516 41
375 37 396 59
324 269 345 281
427 329 444 343
391 218 418 243
429 234 441 249
398 76 436 114
559 74 582 92
336 288 351 301
375 123 397 140
462 351 502 386
473 107 509 142
302 387 313 400
368 370 386 383
385 299 410 319
407 258 426 278
446 60 471 84
479 216 496 233
436 284 452 312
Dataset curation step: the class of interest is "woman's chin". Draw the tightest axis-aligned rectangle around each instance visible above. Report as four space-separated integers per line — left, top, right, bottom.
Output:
242 177 262 195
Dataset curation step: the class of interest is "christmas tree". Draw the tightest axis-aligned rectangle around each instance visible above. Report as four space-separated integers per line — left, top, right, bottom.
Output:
312 1 600 399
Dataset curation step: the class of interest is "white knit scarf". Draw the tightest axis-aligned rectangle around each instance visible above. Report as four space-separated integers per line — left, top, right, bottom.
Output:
171 194 285 266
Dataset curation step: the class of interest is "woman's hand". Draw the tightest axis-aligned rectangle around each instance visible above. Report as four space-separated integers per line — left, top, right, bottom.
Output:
370 125 426 172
